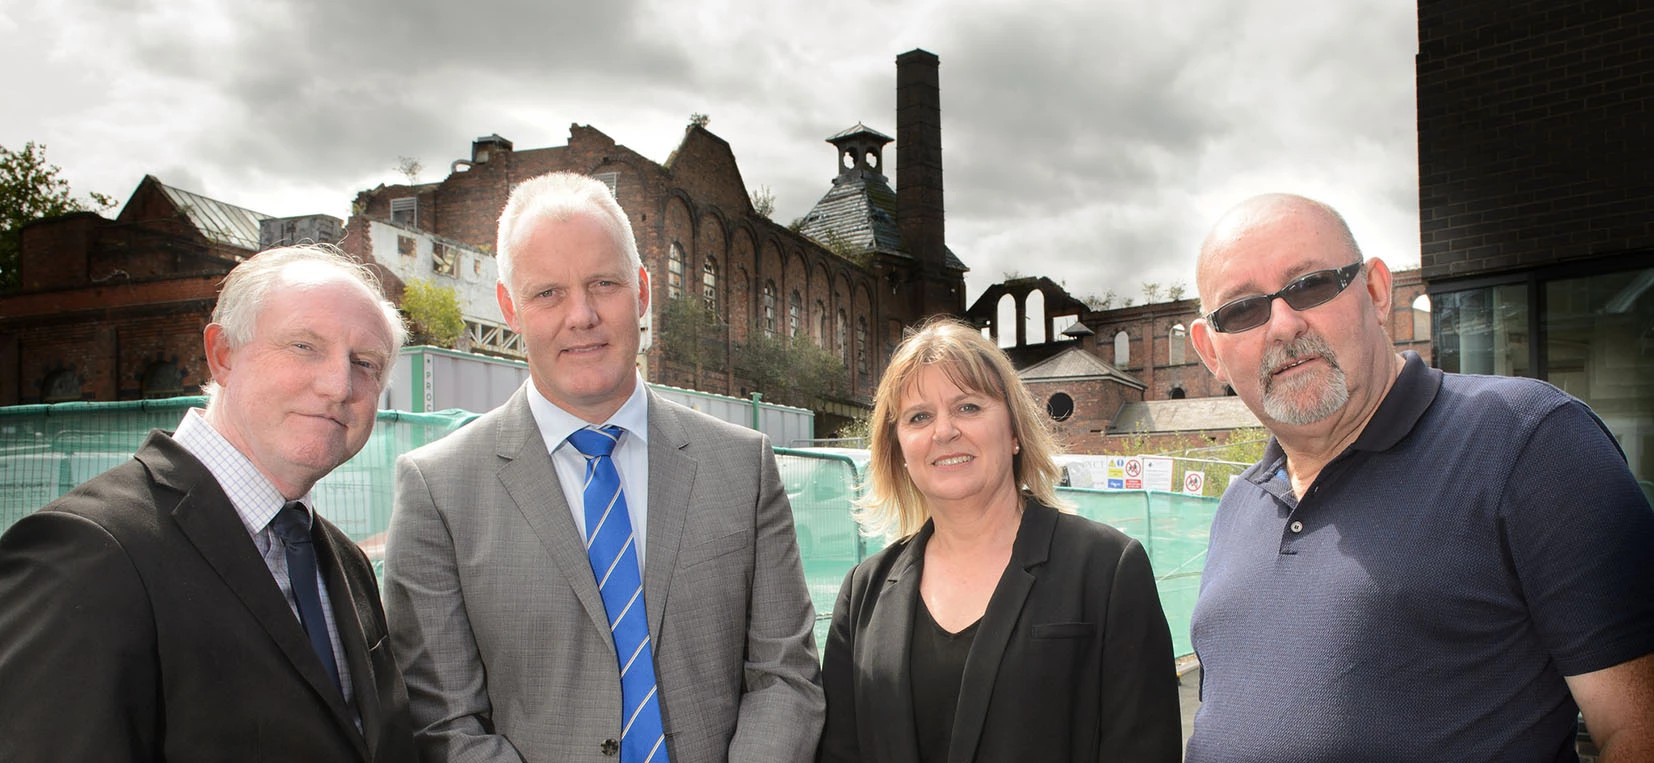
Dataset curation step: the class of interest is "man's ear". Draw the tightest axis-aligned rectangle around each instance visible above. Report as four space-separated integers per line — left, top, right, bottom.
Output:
636 266 651 316
203 323 234 384
1363 257 1395 326
497 281 521 332
1189 317 1230 384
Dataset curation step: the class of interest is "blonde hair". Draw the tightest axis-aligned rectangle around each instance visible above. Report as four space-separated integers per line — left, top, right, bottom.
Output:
856 317 1070 540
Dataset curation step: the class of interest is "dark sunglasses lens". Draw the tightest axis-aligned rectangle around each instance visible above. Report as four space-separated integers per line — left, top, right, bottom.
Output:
1215 297 1271 332
1280 271 1344 310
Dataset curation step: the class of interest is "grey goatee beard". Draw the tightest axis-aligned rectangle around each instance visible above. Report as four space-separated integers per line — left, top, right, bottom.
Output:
1259 334 1349 425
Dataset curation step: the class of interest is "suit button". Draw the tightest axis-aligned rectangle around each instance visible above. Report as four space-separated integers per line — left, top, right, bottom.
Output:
601 738 619 756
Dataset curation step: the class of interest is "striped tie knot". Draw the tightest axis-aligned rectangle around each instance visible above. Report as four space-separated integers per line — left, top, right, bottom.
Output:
569 425 623 459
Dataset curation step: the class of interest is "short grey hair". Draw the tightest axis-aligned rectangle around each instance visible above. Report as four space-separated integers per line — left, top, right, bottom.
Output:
203 243 407 397
495 171 642 289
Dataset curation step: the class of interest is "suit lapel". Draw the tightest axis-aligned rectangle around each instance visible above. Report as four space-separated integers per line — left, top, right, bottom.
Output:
864 527 929 763
642 393 694 638
139 434 362 754
314 523 374 760
493 387 613 638
946 503 1056 763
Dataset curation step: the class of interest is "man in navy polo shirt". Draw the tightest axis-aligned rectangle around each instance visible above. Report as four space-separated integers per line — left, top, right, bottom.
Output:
1184 193 1654 762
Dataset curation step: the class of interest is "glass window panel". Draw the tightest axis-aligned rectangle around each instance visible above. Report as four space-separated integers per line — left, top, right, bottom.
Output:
1544 268 1654 484
1432 284 1529 377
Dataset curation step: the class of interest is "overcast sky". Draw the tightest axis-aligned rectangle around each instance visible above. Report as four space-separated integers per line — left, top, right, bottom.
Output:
1 0 1418 308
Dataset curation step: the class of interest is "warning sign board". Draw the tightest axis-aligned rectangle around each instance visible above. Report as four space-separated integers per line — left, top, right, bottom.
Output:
1123 457 1143 489
1141 456 1174 492
1105 456 1128 490
1183 471 1206 495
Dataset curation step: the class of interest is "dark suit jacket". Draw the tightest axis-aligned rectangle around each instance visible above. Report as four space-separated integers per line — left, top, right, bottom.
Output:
0 431 416 762
818 501 1182 763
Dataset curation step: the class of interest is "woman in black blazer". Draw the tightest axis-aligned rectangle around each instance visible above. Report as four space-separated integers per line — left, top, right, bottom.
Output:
818 318 1181 763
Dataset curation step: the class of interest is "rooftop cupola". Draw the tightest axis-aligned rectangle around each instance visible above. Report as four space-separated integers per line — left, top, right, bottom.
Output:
826 123 893 185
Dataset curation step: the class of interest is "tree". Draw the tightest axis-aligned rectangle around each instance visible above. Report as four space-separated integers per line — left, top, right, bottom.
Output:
0 142 116 289
1167 282 1187 301
396 156 423 184
689 113 711 128
402 278 465 348
1141 282 1163 304
750 185 776 218
657 296 726 373
737 333 847 409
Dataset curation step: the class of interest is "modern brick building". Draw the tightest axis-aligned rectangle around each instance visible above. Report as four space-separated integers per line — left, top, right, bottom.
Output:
1419 0 1654 486
345 50 968 433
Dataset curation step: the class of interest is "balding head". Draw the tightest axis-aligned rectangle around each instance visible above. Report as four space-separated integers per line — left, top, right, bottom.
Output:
1196 194 1363 312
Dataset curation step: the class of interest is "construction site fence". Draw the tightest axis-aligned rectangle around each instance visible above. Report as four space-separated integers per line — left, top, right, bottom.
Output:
1 398 1216 658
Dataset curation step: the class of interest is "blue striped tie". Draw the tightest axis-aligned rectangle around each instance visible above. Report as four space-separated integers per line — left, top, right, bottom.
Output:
568 426 668 763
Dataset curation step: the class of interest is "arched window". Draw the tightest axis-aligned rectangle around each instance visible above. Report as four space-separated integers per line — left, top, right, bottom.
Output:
855 317 869 375
42 369 81 403
762 281 778 337
667 242 686 300
789 291 803 338
836 310 849 362
1412 294 1432 341
815 299 828 345
1170 386 1187 399
1169 323 1187 365
141 360 184 399
1114 330 1130 366
702 256 719 313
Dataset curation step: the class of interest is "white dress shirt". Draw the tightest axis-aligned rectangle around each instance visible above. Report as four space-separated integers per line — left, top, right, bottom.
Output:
525 374 652 566
173 409 357 715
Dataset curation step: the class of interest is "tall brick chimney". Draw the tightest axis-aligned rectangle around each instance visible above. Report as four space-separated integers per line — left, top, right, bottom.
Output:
896 49 945 270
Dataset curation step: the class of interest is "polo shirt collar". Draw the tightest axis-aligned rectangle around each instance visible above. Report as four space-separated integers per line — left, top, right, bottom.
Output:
1348 351 1440 453
1246 351 1440 486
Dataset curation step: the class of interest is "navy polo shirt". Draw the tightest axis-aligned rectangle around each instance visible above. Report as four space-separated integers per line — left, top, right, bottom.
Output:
1186 352 1654 762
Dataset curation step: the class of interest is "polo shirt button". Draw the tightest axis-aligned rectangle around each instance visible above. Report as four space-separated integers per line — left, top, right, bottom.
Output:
601 738 619 756
1289 520 1304 533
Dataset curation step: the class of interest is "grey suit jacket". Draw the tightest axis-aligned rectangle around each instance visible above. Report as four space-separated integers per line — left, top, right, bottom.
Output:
384 384 824 762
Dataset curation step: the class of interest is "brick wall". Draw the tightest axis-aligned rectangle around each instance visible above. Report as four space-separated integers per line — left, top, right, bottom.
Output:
1418 1 1654 280
1025 377 1145 453
0 204 233 404
350 125 890 407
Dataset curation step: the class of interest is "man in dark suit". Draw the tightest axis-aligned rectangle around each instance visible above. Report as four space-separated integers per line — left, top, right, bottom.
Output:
384 171 824 762
0 244 417 762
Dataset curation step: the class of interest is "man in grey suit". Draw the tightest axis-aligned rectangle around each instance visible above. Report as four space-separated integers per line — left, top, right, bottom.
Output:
384 171 825 762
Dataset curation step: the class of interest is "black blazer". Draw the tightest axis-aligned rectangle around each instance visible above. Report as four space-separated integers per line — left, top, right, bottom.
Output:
0 431 416 762
818 501 1182 762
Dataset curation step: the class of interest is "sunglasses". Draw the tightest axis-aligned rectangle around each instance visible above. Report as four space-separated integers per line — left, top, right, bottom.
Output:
1203 261 1365 334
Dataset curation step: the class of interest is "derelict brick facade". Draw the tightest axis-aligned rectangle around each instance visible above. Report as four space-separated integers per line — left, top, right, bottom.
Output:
0 176 243 405
1417 1 1654 280
1025 377 1143 452
350 124 911 410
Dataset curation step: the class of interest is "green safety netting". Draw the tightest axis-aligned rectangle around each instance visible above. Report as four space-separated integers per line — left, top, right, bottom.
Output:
2 400 1214 657
0 397 476 545
772 447 1214 658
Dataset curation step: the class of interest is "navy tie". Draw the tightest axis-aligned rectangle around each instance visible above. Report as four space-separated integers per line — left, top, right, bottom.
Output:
568 426 668 763
271 501 344 696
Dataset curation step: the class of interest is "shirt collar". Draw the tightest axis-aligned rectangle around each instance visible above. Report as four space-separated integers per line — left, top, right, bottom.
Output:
1246 351 1440 486
526 372 651 454
1348 351 1441 453
173 407 313 536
